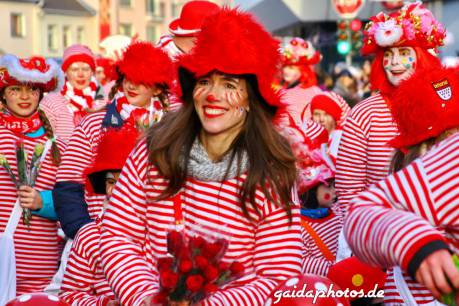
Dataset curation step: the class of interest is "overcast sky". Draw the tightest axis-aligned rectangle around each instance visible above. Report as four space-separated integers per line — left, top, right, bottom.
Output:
233 0 263 9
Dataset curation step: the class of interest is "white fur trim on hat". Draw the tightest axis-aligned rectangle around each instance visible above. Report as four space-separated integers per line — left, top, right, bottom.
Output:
0 54 64 93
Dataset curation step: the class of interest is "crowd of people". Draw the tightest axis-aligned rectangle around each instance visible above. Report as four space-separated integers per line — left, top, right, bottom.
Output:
0 1 459 305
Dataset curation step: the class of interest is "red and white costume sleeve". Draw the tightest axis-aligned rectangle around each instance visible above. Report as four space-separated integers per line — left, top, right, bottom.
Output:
335 93 398 214
40 93 76 143
60 220 116 306
344 132 459 305
56 111 107 218
301 206 343 276
0 128 65 294
99 140 303 306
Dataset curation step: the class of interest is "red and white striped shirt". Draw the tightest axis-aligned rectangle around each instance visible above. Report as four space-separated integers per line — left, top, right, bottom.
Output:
99 140 303 306
56 111 108 218
301 206 343 276
335 93 398 214
60 220 116 306
0 127 65 294
344 132 459 305
40 93 77 143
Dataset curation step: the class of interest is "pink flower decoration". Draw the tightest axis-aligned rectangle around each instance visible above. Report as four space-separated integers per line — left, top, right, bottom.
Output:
402 20 416 41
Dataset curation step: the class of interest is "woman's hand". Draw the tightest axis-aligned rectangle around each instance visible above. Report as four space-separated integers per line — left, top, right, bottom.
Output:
18 185 42 210
107 300 120 306
415 249 459 300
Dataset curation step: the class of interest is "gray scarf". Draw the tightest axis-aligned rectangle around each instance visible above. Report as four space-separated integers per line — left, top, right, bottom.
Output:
186 139 249 182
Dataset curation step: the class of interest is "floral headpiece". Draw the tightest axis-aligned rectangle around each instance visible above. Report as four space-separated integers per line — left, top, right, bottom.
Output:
362 1 446 55
281 37 321 66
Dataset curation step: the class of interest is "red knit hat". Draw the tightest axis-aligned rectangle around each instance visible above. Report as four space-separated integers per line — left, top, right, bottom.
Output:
362 2 446 55
169 0 220 37
389 66 459 150
117 41 175 89
177 8 283 107
61 44 96 72
311 94 343 123
0 54 64 92
85 126 140 194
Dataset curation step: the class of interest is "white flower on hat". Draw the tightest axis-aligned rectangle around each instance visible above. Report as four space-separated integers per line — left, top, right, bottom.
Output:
374 20 403 47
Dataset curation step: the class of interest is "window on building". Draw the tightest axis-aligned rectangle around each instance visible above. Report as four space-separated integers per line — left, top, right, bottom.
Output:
119 23 133 36
120 0 132 7
146 25 157 43
77 26 84 44
11 13 25 38
63 26 72 48
146 0 155 15
47 25 58 52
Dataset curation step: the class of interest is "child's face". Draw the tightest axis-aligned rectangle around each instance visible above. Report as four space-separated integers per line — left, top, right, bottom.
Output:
316 183 336 208
105 171 121 199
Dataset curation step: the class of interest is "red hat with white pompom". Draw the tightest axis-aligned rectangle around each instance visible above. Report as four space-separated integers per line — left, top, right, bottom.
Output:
0 54 64 93
310 92 350 126
362 1 446 55
281 37 321 66
6 293 69 306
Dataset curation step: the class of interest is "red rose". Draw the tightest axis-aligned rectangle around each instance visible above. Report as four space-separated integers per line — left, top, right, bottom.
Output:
153 100 162 110
204 265 219 282
204 283 219 294
157 257 174 272
202 238 228 260
167 230 184 256
189 235 206 250
195 255 209 270
185 274 205 292
160 270 179 289
179 259 193 273
229 261 245 276
153 290 168 304
217 262 230 271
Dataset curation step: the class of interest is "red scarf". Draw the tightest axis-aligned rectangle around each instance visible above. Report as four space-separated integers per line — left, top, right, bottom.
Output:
0 110 42 134
61 79 98 125
115 95 163 129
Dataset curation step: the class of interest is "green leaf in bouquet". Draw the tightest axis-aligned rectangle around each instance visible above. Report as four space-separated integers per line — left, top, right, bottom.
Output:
15 139 29 185
442 254 459 306
0 153 19 188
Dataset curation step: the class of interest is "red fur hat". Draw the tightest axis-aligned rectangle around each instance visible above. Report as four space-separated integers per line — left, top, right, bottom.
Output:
85 126 140 194
117 41 175 90
389 66 459 150
177 8 283 107
96 57 116 83
0 54 64 92
362 2 446 55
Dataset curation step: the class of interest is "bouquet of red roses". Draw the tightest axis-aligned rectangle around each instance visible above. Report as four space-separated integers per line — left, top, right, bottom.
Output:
154 230 245 305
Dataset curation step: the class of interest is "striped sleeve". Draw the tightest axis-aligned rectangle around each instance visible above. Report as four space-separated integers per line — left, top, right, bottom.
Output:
344 155 451 275
301 227 333 276
202 205 303 306
335 115 368 214
40 93 75 143
59 223 115 306
99 144 157 306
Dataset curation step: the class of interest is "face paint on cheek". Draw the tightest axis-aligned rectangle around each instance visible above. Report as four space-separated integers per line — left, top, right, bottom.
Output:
323 193 331 201
225 91 238 107
193 87 206 100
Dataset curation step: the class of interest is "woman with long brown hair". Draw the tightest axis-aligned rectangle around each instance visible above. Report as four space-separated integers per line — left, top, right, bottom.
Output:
99 8 303 306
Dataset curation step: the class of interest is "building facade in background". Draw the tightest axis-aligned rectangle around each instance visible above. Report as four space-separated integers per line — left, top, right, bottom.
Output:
0 0 228 58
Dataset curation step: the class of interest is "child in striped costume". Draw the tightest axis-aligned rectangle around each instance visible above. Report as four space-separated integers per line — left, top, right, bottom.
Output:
53 41 175 240
99 8 303 306
345 65 459 305
40 44 106 142
59 127 139 306
0 54 65 298
335 2 445 215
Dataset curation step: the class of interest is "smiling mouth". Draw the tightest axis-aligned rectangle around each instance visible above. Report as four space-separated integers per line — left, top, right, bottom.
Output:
390 70 406 76
18 103 31 109
203 106 227 118
127 91 138 97
76 80 86 85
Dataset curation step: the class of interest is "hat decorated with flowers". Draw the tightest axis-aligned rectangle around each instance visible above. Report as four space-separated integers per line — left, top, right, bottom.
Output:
281 37 321 66
362 1 446 55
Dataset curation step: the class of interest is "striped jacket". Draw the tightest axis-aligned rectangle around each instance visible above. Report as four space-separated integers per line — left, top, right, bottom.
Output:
335 93 398 214
60 220 116 306
40 93 76 143
344 132 459 305
99 140 303 306
0 127 65 294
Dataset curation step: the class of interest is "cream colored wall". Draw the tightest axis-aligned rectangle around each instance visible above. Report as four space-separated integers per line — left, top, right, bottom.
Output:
0 2 39 57
40 14 99 58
